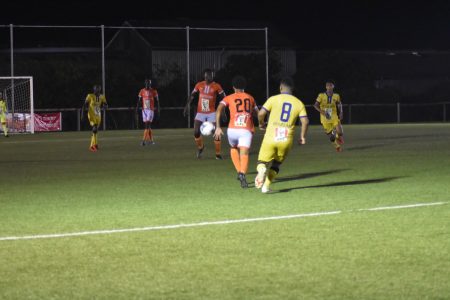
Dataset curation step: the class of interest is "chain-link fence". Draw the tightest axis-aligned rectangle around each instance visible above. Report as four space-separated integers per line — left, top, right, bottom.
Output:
1 24 277 130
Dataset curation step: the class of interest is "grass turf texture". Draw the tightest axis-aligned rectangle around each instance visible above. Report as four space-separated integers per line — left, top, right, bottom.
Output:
0 124 449 299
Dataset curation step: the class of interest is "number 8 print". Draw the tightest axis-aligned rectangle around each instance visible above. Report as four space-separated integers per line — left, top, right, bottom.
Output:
280 102 292 122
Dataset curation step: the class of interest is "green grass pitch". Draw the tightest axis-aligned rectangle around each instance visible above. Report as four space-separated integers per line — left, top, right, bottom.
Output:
0 124 449 299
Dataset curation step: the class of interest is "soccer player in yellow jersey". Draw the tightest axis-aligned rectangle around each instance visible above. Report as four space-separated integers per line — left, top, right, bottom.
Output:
82 85 108 152
0 92 8 137
314 80 344 152
255 77 309 193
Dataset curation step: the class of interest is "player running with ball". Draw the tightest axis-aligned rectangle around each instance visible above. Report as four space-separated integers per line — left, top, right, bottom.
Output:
214 76 259 188
184 69 225 159
255 77 309 193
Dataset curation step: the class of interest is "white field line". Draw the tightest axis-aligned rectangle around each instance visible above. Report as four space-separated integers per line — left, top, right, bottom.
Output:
0 134 191 144
358 202 447 211
0 211 341 241
0 201 447 242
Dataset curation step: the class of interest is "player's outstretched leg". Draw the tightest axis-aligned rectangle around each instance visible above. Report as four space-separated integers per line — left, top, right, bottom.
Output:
336 123 344 145
262 162 280 194
230 147 241 174
327 130 341 152
194 120 204 158
236 147 249 188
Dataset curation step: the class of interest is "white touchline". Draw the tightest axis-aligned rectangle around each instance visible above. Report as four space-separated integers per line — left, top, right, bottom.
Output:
358 202 448 211
0 201 447 242
0 211 342 241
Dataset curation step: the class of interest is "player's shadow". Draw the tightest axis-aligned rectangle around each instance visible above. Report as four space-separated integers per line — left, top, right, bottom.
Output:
246 169 348 178
362 134 440 141
274 176 402 193
275 169 349 183
346 144 385 151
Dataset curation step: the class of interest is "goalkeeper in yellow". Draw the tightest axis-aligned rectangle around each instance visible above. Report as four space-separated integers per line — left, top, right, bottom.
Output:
0 92 8 137
255 77 309 193
314 80 344 152
82 85 107 152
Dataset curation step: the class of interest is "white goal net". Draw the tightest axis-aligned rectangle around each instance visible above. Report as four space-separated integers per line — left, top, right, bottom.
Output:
0 77 34 134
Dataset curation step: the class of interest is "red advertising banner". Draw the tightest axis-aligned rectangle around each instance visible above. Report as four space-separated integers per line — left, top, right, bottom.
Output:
34 113 62 132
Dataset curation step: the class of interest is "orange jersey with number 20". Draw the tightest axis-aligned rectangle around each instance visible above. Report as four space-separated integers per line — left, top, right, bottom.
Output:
221 92 257 132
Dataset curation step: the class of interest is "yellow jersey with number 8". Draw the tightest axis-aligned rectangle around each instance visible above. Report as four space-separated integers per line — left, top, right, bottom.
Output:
262 93 307 143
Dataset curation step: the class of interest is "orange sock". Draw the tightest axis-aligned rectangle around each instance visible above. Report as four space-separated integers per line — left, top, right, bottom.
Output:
230 148 241 172
194 137 204 149
240 153 249 174
214 140 221 155
148 128 153 141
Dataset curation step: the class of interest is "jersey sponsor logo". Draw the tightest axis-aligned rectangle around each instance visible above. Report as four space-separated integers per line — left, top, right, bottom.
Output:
234 114 249 127
201 98 210 112
274 127 289 142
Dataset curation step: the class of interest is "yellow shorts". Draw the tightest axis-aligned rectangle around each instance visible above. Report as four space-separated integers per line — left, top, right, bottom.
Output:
88 114 101 127
321 120 340 134
258 138 294 163
0 115 5 124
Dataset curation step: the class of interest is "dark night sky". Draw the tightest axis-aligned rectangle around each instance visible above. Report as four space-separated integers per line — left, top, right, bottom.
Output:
3 0 450 50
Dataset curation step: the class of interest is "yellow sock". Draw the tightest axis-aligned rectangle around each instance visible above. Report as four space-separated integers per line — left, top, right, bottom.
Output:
264 169 278 188
2 124 7 136
257 163 267 175
90 134 95 147
334 137 340 148
94 133 98 145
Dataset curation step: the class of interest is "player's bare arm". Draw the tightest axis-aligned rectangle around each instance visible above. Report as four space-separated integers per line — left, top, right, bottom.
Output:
313 101 326 116
81 99 88 121
135 96 141 115
298 116 309 145
214 103 226 139
258 108 268 130
183 92 197 117
338 101 343 121
217 92 227 122
156 95 161 116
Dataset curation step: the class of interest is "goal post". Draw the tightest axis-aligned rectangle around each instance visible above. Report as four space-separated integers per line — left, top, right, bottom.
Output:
0 76 34 134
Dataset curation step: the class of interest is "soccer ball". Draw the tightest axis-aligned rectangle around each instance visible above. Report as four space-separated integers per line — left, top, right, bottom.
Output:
200 121 215 136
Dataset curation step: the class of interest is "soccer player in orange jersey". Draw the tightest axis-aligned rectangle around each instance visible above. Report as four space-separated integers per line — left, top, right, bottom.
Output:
136 79 159 146
184 69 225 159
214 76 259 188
